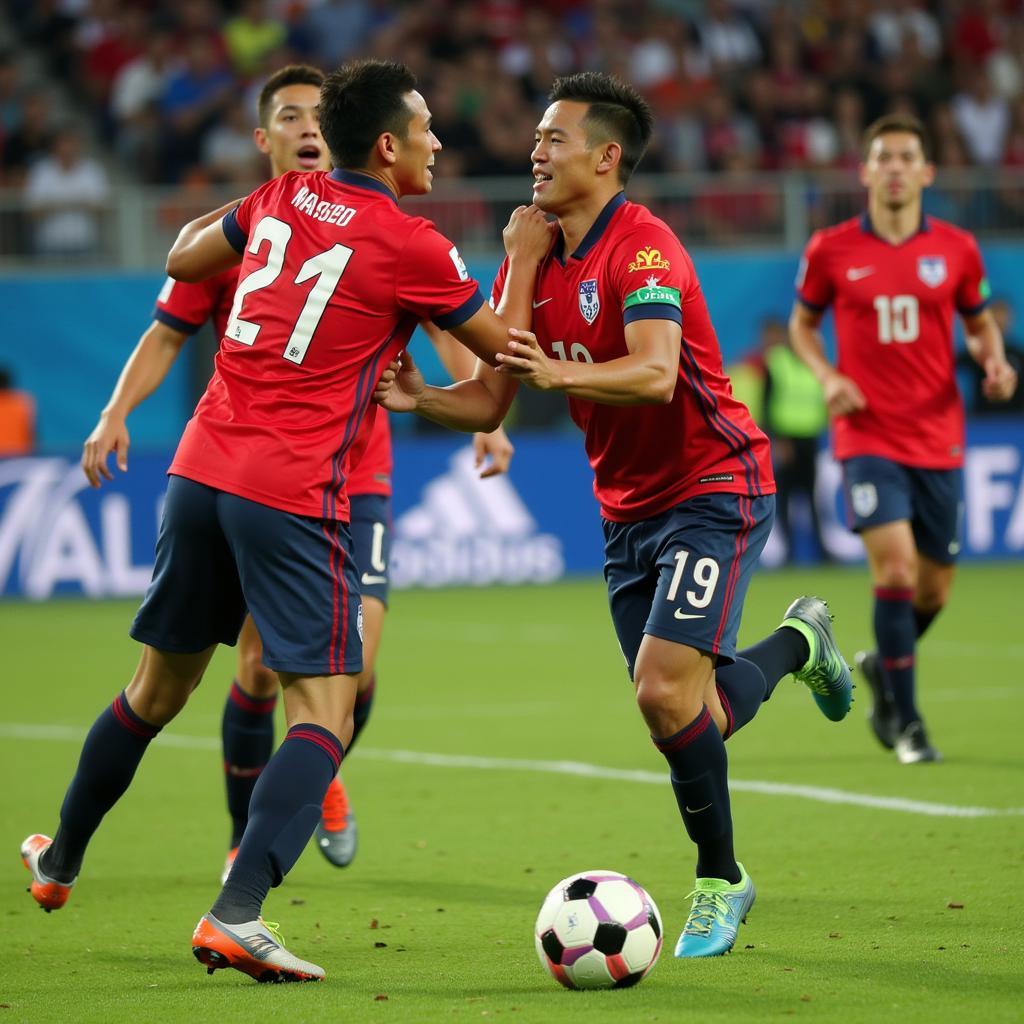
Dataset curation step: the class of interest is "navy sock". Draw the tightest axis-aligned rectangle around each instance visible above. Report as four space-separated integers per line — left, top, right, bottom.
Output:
42 691 160 882
652 706 738 883
874 587 919 729
348 673 376 752
715 626 809 735
914 606 939 640
211 723 343 924
222 681 277 848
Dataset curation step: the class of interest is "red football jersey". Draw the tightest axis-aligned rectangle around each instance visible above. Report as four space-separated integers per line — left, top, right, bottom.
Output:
797 214 989 468
494 194 774 522
170 170 482 519
154 267 239 340
345 405 392 496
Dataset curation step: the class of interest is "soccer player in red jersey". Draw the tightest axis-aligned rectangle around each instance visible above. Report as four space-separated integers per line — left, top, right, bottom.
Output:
80 64 513 881
23 59 550 982
379 72 854 959
790 114 1018 764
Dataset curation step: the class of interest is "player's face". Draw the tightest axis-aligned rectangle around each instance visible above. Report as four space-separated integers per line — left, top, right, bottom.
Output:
254 83 329 178
392 90 441 196
531 100 602 215
860 131 935 210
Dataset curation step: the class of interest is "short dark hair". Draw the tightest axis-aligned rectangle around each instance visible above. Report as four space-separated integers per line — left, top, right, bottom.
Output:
319 59 417 169
257 64 325 129
862 113 931 161
548 72 654 184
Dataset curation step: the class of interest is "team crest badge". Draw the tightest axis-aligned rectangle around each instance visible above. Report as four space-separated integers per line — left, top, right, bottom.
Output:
628 246 671 272
578 279 600 324
917 256 947 288
851 482 878 518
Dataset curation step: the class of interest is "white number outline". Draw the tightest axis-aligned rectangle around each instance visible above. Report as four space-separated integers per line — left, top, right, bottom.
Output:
873 294 919 344
550 340 595 363
666 550 721 609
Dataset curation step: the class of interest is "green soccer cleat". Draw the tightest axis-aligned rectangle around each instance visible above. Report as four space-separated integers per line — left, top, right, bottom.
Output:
780 596 854 722
674 863 756 958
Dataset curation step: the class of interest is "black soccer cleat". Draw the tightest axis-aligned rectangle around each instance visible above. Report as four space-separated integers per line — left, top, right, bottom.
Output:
855 650 899 750
894 720 941 765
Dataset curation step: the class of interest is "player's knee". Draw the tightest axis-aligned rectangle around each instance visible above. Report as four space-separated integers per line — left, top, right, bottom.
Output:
875 556 916 589
634 672 702 730
238 656 278 699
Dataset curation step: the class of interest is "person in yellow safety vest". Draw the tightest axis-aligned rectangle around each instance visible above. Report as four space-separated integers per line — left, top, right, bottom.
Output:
760 317 829 562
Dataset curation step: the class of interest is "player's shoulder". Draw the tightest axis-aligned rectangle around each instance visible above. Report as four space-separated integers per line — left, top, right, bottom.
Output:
806 215 864 253
609 200 688 262
922 215 980 250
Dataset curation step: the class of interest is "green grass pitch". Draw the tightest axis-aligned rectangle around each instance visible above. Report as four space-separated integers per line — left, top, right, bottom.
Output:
3 564 1022 1023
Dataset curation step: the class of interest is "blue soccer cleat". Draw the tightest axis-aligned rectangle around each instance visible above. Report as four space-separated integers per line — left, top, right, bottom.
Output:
674 863 756 958
780 596 854 722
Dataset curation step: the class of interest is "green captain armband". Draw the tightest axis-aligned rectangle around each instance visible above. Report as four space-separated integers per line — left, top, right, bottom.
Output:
623 284 681 310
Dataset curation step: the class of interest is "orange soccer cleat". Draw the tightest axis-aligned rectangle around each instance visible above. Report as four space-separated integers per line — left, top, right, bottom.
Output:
20 834 75 912
315 775 358 867
192 913 324 983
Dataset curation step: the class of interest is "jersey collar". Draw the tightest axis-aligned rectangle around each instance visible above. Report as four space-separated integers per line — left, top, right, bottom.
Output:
329 168 399 204
552 191 627 264
859 211 930 244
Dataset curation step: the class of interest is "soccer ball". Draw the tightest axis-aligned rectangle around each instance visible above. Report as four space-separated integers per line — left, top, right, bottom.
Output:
534 870 663 990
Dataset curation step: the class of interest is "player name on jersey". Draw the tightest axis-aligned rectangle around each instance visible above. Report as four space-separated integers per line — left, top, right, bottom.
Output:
290 184 358 227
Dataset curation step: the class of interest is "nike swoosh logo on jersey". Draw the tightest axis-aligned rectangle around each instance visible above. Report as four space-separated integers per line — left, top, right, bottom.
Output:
532 298 553 308
845 266 875 281
361 573 387 585
674 610 706 620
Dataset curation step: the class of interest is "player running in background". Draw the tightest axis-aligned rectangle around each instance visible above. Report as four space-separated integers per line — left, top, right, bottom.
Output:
378 72 853 959
23 58 550 982
79 64 513 881
789 114 1018 764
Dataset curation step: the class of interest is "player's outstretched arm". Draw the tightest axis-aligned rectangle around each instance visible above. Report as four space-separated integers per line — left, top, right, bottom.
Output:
422 320 515 478
962 308 1019 402
788 300 866 417
496 318 680 406
81 321 188 487
166 199 244 283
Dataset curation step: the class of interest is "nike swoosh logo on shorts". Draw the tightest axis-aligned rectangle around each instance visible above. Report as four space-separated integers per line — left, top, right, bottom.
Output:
361 573 387 585
845 266 875 280
532 298 553 308
674 610 706 620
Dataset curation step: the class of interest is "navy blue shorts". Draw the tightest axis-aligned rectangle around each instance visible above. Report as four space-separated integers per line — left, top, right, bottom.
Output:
131 476 363 676
349 493 392 607
841 456 963 564
602 493 775 679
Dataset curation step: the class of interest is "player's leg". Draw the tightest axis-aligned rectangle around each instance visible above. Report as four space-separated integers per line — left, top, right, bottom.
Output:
221 616 279 879
314 493 390 867
24 476 245 909
193 494 362 981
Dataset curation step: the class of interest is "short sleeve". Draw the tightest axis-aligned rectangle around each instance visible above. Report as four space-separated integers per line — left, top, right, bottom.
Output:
222 179 271 253
955 233 990 316
796 231 833 311
396 223 484 329
610 228 688 327
153 275 220 334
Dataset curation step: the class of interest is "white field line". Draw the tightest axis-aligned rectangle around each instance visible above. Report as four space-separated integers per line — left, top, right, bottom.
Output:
2 722 1022 820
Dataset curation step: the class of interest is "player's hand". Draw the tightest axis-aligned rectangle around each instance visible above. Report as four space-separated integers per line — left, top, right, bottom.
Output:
982 355 1019 402
81 413 129 488
502 205 555 263
473 426 515 478
495 329 561 390
373 352 425 413
822 371 867 417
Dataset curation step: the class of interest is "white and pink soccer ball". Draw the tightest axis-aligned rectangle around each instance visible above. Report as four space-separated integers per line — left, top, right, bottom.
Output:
534 870 663 990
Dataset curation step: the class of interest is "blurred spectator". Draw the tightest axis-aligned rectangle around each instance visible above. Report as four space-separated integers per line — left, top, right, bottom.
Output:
696 0 762 80
201 99 263 187
302 0 374 68
0 51 25 136
160 33 234 180
0 366 35 455
758 316 829 562
224 0 287 78
109 27 178 182
956 298 1024 415
1 93 55 185
869 0 942 63
81 5 147 117
24 127 110 259
951 66 1010 166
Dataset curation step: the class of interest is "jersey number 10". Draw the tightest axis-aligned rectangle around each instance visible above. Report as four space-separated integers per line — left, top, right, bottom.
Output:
872 294 919 344
226 215 354 365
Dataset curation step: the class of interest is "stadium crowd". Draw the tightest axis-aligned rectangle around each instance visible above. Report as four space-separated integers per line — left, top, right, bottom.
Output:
2 0 1024 193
